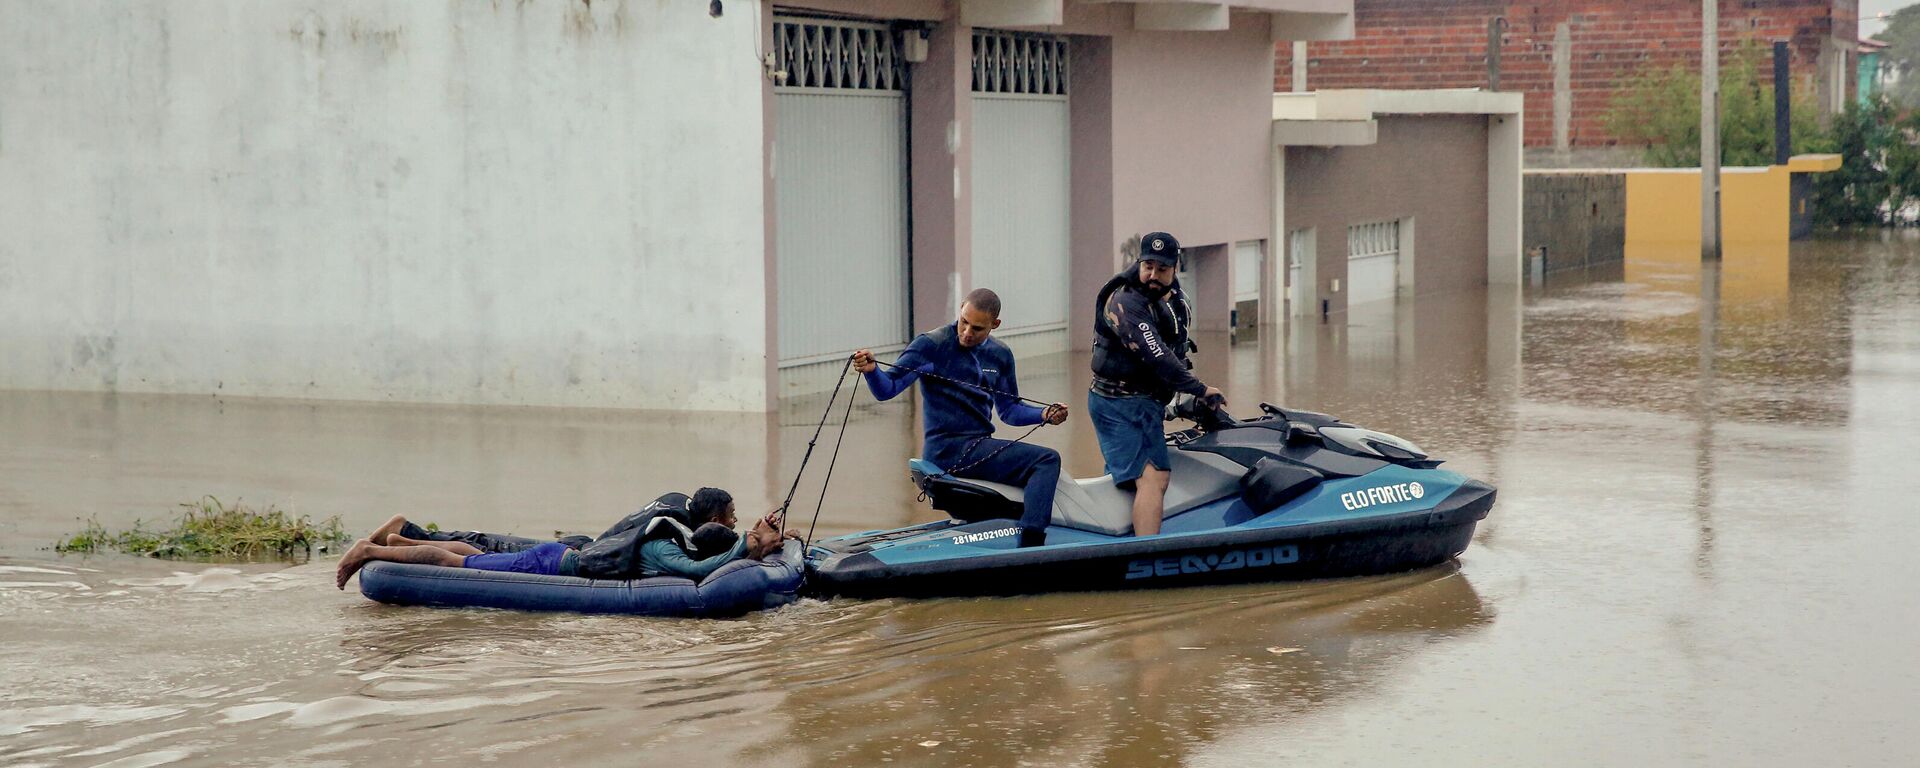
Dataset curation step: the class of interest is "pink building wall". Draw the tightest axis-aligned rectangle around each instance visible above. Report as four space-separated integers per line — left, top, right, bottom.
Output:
1109 24 1277 254
1070 13 1279 346
1284 115 1492 317
764 1 1280 394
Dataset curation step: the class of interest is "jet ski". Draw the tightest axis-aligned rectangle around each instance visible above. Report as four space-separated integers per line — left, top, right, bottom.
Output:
804 402 1495 598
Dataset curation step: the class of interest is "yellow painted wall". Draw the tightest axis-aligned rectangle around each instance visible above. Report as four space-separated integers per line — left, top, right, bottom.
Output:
1624 167 1789 245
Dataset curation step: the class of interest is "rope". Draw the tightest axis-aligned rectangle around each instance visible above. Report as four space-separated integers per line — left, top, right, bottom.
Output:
869 358 1055 409
937 424 1047 479
784 351 1065 548
803 368 860 549
774 356 854 540
865 357 1057 481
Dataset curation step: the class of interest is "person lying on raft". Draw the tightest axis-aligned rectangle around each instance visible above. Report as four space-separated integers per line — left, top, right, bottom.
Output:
335 494 795 589
361 487 741 554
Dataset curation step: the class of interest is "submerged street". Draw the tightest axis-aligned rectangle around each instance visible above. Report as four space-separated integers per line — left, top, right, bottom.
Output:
3 234 1917 766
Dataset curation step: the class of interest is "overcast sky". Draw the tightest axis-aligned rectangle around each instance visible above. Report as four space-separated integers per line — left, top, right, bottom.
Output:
1863 0 1917 37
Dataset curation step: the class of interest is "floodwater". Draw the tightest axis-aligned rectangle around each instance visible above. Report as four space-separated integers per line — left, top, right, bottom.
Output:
3 234 1917 767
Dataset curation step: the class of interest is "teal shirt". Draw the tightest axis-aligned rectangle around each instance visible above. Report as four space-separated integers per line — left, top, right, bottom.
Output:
638 535 749 581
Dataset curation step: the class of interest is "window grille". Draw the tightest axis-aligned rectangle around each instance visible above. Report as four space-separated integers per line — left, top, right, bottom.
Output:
774 17 905 92
971 30 1068 95
1347 220 1400 258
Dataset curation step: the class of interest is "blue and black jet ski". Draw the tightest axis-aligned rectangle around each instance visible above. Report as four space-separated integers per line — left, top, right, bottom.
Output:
804 403 1494 598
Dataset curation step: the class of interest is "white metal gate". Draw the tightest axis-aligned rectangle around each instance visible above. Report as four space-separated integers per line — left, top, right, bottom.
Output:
1232 240 1263 305
774 17 910 366
1346 220 1400 308
969 30 1070 342
1288 228 1315 317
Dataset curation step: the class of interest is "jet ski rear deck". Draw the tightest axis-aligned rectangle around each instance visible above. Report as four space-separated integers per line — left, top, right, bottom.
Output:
805 404 1495 598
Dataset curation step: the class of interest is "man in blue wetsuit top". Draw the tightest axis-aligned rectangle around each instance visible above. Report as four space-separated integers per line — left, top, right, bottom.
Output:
852 288 1070 548
1088 231 1226 537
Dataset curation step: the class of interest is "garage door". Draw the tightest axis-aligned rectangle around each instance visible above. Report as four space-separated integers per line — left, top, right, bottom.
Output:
1289 228 1315 318
1346 220 1400 308
774 17 910 366
970 30 1070 348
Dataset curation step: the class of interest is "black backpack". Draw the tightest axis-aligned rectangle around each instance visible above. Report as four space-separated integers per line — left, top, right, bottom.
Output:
573 493 698 580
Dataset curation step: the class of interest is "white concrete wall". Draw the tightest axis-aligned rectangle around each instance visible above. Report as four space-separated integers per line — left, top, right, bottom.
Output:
0 0 770 411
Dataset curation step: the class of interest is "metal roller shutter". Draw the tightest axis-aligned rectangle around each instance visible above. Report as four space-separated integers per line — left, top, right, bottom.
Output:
969 30 1070 348
774 17 911 367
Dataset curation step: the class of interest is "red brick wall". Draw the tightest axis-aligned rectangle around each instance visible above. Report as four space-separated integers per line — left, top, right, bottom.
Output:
1278 0 1859 148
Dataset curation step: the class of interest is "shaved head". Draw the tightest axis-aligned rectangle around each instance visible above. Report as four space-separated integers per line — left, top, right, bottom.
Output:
962 288 1001 318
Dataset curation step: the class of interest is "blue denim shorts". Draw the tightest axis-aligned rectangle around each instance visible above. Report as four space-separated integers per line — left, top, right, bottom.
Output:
1088 391 1170 484
462 542 570 576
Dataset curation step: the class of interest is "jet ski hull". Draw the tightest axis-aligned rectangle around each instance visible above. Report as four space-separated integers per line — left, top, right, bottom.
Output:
806 472 1494 599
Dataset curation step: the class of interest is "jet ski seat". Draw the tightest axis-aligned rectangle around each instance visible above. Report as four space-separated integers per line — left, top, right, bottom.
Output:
909 450 1247 536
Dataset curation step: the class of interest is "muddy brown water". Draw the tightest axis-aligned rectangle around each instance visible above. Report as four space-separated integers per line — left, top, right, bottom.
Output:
3 234 1917 766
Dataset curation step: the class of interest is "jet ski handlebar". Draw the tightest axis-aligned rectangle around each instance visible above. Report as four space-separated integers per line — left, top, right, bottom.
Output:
1166 392 1237 434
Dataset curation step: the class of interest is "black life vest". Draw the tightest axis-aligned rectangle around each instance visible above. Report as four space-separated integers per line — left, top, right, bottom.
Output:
1090 268 1194 399
573 492 701 580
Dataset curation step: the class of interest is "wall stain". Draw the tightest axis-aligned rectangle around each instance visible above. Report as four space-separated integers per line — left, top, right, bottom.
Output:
344 18 405 57
71 336 118 389
287 10 326 52
565 0 599 40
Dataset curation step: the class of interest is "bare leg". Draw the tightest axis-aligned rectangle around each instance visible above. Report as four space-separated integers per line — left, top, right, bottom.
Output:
1131 465 1171 537
368 514 410 545
385 535 482 556
335 539 468 590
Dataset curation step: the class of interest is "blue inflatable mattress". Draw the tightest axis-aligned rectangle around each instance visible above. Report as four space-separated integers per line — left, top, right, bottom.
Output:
357 540 804 617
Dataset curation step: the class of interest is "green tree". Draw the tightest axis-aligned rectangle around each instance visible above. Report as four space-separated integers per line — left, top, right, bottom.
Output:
1876 5 1920 109
1604 43 1825 168
1806 95 1920 227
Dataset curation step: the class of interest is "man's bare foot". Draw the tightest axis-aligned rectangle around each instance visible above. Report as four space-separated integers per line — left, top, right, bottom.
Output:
335 539 376 590
368 514 409 546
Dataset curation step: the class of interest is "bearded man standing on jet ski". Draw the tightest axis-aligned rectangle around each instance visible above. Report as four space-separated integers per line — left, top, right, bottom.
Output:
1089 232 1226 537
852 288 1071 548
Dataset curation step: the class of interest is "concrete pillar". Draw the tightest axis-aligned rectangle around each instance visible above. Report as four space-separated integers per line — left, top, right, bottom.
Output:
1487 113 1524 285
1702 0 1722 259
760 0 780 410
1269 142 1287 330
1553 22 1572 161
1188 243 1233 332
1069 36 1115 351
910 21 974 331
1292 41 1307 92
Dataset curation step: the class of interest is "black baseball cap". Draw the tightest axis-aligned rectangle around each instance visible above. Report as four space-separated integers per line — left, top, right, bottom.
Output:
1139 232 1181 266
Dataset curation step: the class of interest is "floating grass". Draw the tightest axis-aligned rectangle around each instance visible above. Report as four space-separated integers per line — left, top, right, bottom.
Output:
56 496 349 561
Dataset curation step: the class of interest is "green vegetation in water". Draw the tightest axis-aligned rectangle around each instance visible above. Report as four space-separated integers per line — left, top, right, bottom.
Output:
56 496 350 561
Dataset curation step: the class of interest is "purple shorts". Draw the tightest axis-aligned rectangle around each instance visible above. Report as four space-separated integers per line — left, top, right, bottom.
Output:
462 542 570 576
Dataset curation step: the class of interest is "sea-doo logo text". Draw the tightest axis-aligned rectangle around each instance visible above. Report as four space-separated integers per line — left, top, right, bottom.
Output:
1138 322 1166 357
954 527 1019 545
1124 545 1299 580
1340 481 1425 511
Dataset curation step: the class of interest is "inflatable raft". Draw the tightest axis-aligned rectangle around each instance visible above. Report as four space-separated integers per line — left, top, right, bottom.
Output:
358 540 805 616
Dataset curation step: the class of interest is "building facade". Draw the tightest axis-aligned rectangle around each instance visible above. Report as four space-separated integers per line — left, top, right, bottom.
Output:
1277 0 1860 156
0 0 1357 412
1273 90 1524 320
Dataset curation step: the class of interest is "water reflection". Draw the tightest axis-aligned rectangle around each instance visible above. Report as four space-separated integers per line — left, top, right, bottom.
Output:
4 235 1919 766
764 569 1488 768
